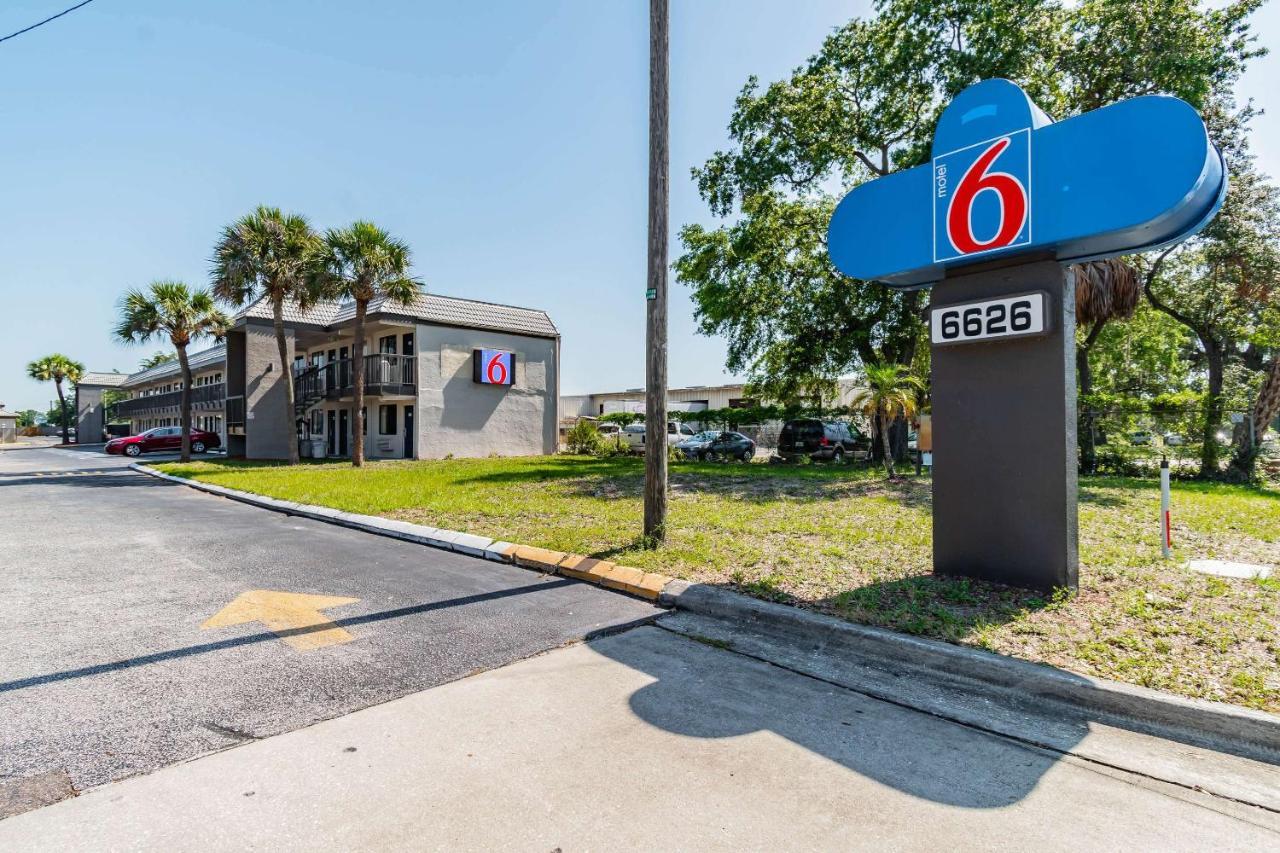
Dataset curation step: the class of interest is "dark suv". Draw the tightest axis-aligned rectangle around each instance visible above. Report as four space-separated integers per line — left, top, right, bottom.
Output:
777 419 861 463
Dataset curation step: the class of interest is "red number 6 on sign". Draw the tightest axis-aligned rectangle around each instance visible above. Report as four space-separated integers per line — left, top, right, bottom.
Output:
486 352 508 385
945 136 1028 255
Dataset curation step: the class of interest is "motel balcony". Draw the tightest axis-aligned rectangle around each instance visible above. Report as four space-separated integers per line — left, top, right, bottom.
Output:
114 382 226 417
294 354 416 406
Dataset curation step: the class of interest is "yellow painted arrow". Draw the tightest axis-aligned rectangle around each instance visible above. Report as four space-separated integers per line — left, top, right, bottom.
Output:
202 590 361 651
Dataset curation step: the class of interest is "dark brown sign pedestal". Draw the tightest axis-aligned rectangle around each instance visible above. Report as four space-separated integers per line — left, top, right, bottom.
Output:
930 259 1078 592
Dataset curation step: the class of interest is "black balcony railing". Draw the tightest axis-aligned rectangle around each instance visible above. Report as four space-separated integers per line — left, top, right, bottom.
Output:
226 395 245 426
295 354 415 402
115 383 225 417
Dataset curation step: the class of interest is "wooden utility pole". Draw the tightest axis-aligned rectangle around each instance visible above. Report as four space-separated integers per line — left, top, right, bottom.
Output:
643 0 669 544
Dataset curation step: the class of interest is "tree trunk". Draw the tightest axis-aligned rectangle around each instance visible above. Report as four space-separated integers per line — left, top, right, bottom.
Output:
879 406 895 479
1076 321 1105 473
352 299 368 468
54 379 68 445
1199 341 1225 478
177 344 193 463
272 296 299 465
1252 357 1280 444
1231 356 1280 479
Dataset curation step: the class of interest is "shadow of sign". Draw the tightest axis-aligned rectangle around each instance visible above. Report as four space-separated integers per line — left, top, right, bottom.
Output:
587 624 1077 809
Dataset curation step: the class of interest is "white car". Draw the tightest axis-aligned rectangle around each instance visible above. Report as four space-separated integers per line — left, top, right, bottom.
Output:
621 421 696 453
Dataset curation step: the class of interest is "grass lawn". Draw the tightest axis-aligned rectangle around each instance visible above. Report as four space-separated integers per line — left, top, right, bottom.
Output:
156 455 1280 711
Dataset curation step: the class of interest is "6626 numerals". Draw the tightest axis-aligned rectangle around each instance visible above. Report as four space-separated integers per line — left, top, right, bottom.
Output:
930 292 1047 345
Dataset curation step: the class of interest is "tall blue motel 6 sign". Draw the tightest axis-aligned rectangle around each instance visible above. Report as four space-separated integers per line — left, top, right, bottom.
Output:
827 79 1226 591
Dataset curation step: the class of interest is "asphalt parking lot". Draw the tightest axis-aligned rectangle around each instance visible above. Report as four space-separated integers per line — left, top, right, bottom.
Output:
0 446 659 815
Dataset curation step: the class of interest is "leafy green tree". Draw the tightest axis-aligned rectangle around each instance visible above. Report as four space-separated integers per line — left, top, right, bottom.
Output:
139 351 177 370
212 206 323 465
599 411 641 428
1145 130 1280 476
16 409 38 428
1075 259 1141 471
116 281 230 462
850 362 924 479
26 354 83 444
678 0 1264 439
309 222 422 468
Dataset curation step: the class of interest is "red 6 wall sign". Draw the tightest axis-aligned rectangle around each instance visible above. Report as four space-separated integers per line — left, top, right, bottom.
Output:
473 348 515 386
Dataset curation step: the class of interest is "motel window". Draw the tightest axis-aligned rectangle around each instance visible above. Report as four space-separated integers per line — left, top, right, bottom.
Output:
311 409 324 434
379 335 396 355
379 405 396 435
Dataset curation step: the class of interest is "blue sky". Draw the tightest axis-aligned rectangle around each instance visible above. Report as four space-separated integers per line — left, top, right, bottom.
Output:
2 0 1277 411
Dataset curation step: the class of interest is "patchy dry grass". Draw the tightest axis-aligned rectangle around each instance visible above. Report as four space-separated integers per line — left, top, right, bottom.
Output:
157 455 1280 711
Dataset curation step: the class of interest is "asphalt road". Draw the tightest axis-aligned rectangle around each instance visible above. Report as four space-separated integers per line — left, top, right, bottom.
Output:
0 446 658 814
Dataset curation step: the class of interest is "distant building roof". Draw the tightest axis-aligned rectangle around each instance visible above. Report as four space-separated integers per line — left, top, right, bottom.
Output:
77 371 129 388
122 344 227 388
237 292 558 338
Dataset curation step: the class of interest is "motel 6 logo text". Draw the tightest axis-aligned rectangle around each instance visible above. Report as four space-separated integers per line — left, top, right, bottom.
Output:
933 129 1031 263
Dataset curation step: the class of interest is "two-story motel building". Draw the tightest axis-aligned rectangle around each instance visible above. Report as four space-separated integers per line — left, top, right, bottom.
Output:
112 292 559 460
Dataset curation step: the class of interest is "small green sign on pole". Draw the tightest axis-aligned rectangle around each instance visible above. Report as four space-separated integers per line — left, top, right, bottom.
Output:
645 288 657 300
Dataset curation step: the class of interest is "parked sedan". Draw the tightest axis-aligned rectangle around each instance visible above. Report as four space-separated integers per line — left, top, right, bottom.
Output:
105 426 221 457
677 430 755 462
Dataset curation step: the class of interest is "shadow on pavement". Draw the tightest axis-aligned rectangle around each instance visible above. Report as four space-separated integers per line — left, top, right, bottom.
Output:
0 579 577 695
0 471 174 488
589 625 1075 810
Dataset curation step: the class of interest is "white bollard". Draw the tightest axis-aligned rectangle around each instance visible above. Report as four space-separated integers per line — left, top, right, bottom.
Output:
1160 457 1171 559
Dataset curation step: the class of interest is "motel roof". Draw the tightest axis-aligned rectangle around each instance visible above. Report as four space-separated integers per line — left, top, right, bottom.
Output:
236 292 558 339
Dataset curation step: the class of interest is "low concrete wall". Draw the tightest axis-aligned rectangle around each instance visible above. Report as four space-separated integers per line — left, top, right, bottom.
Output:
75 386 107 444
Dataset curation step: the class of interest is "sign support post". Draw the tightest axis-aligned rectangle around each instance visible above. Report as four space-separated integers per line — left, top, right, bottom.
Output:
930 259 1078 590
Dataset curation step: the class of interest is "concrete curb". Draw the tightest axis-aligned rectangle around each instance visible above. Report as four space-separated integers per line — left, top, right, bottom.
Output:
129 462 1280 758
659 582 1280 761
129 463 675 602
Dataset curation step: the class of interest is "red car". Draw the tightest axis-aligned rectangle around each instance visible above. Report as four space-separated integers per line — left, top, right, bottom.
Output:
105 427 221 457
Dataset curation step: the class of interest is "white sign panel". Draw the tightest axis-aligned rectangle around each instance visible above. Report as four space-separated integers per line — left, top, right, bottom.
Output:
930 291 1049 346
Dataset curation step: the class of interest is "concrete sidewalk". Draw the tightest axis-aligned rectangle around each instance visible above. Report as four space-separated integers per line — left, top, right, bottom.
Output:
4 625 1276 852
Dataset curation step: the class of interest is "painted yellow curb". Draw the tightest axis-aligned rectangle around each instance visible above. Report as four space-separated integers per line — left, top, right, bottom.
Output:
511 545 568 572
556 553 672 601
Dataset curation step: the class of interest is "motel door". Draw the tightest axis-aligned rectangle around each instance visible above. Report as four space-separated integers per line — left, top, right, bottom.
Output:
326 410 336 456
403 405 414 458
337 409 349 457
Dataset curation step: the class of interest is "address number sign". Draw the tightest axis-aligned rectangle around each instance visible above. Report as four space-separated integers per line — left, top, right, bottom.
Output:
930 292 1047 345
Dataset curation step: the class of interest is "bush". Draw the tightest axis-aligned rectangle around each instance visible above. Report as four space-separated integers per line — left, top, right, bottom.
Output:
565 420 604 455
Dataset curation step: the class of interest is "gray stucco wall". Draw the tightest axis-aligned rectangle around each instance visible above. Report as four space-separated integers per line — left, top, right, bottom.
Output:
75 386 107 443
243 322 296 460
415 325 558 459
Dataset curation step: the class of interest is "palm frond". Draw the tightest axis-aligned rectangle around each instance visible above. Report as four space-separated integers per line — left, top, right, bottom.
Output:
1072 258 1140 327
320 220 423 307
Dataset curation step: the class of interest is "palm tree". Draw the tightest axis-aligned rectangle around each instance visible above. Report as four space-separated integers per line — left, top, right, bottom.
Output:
115 281 230 462
851 362 924 479
26 354 84 445
139 351 177 370
211 206 322 464
1072 258 1140 471
309 221 422 467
